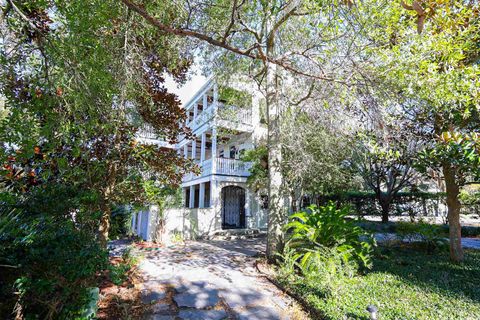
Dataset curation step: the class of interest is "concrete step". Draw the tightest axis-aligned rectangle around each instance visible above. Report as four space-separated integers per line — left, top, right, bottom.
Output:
205 228 266 240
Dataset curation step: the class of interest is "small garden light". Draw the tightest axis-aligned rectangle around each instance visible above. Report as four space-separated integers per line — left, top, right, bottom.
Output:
366 305 378 320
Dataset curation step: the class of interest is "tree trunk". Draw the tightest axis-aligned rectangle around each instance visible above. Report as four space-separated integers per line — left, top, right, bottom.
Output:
98 201 111 247
290 190 298 213
98 162 118 247
442 164 464 262
379 194 391 223
380 203 390 223
266 62 284 261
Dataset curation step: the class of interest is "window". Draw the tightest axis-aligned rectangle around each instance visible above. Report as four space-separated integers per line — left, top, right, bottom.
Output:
204 182 211 207
229 146 237 159
260 195 269 209
194 186 200 208
184 188 190 208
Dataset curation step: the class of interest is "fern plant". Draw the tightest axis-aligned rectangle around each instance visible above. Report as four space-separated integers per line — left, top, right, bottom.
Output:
284 202 375 271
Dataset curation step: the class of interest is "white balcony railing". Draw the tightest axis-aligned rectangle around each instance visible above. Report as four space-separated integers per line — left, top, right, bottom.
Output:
202 158 213 174
215 157 251 176
182 157 251 182
137 124 159 140
188 105 215 131
136 125 175 148
186 103 253 132
217 103 252 125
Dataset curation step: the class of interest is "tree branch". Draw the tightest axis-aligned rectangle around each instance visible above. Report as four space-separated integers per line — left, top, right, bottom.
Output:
121 0 257 59
222 0 239 43
7 0 38 31
120 0 344 84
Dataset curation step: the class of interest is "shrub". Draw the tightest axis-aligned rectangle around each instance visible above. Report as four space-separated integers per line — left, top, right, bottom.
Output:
462 226 480 237
396 221 448 252
311 191 448 221
109 205 133 240
108 247 137 286
459 189 480 216
0 185 108 319
278 244 360 301
108 263 131 286
284 202 375 271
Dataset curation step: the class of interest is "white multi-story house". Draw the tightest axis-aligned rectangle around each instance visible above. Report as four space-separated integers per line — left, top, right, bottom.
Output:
132 78 268 241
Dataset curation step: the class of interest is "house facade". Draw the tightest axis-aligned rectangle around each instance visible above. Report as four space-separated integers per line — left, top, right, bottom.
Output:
132 78 268 241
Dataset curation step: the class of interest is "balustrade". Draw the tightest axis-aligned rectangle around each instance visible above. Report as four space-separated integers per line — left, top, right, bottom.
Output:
182 157 251 182
186 103 253 132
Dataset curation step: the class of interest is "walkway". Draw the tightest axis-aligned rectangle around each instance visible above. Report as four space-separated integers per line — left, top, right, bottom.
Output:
462 238 480 249
136 238 306 320
374 233 480 249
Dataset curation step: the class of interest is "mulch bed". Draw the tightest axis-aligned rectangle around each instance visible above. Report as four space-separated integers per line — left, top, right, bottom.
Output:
97 257 149 320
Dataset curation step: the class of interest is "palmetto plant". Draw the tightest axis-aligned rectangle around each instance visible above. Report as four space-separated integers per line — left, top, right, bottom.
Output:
284 202 374 271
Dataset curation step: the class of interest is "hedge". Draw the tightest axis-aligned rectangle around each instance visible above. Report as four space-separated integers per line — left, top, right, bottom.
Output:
303 191 479 221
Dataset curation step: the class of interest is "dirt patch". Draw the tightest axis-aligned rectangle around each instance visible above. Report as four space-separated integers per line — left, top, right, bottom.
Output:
135 242 164 250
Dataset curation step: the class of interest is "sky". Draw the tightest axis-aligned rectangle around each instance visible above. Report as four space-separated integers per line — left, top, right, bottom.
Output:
164 66 208 107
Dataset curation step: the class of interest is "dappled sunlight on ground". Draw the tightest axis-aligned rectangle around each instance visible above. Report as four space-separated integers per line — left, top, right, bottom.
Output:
134 238 307 320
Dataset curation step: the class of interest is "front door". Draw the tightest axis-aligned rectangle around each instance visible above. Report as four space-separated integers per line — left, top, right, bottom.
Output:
222 186 246 229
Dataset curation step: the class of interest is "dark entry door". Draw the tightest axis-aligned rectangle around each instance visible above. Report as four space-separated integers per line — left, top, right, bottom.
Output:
222 186 246 229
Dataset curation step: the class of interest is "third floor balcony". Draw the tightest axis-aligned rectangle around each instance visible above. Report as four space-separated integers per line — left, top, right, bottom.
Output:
186 102 253 134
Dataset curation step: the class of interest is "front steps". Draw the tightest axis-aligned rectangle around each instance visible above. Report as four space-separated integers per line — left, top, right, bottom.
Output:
205 228 266 240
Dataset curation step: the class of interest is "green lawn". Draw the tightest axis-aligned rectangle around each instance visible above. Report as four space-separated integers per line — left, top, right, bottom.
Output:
277 247 480 320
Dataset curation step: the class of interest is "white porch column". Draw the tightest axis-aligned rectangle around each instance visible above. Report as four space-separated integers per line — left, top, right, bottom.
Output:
199 183 205 208
213 83 218 105
144 207 151 241
211 179 218 209
189 185 195 208
131 212 136 233
211 127 217 173
183 144 188 158
200 132 206 163
203 93 208 110
245 189 251 217
252 94 260 125
136 211 142 236
191 137 197 161
193 102 198 120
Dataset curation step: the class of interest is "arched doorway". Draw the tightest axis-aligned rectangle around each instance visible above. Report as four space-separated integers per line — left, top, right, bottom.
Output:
221 186 246 229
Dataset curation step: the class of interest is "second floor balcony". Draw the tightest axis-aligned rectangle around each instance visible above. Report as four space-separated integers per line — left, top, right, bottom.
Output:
182 157 252 182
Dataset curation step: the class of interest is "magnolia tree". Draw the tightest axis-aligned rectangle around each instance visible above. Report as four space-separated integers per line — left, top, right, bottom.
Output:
0 0 201 316
359 0 480 261
0 0 194 245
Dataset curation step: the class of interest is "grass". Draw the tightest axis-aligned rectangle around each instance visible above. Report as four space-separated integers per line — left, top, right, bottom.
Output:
277 246 480 320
